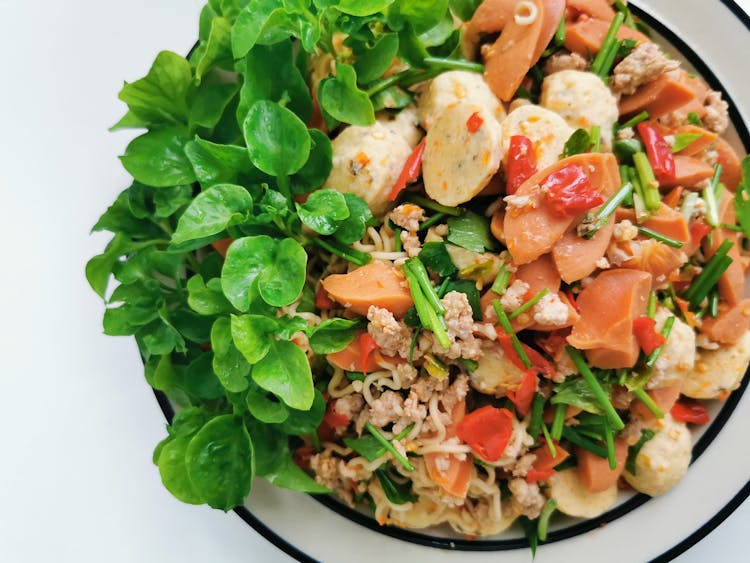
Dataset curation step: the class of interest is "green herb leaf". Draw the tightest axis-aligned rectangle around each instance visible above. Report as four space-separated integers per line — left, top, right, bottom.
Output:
243 100 312 176
120 128 196 187
375 468 418 504
318 63 375 126
446 210 496 253
245 385 290 423
670 132 702 153
187 276 234 316
291 129 334 194
354 33 400 84
185 415 254 511
257 237 307 307
733 155 750 238
252 339 314 410
336 0 395 16
551 376 612 415
185 137 264 188
280 389 326 435
118 50 192 127
562 128 592 157
231 0 292 59
419 241 458 276
211 317 251 392
230 313 279 364
172 184 253 244
307 318 359 354
626 428 656 475
296 189 351 235
449 0 482 21
158 435 204 504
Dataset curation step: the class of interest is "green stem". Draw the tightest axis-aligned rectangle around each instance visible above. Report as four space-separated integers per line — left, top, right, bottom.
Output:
365 423 415 471
423 57 484 73
566 347 624 431
491 263 511 294
637 226 683 248
591 12 625 76
405 258 445 315
645 316 675 368
509 288 549 320
620 111 650 130
418 212 447 232
551 402 566 441
313 237 372 266
404 194 461 216
632 387 664 419
493 301 532 369
633 152 661 212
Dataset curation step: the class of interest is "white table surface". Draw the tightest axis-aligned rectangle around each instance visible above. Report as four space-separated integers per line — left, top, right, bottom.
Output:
1 1 748 561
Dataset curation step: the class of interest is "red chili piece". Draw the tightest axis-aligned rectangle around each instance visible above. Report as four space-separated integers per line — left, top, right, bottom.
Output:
671 399 710 424
466 111 484 133
506 370 538 417
637 122 676 184
525 468 556 483
358 332 379 376
496 332 555 378
689 220 712 248
506 135 537 195
315 285 335 310
543 164 604 216
388 137 426 201
456 405 514 462
632 316 666 355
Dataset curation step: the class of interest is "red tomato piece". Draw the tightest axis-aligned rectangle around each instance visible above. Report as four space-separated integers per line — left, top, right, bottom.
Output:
637 122 677 184
542 164 604 216
507 370 538 417
525 467 556 483
456 406 514 462
671 399 710 424
632 316 666 355
506 135 537 195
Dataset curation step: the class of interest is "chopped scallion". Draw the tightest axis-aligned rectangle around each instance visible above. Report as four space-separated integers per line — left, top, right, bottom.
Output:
313 237 372 266
405 258 445 314
647 290 657 318
508 288 549 320
365 422 415 471
580 182 634 238
620 111 650 130
418 212 447 232
566 347 625 431
528 393 546 439
491 263 511 294
633 152 661 212
632 387 664 419
404 194 461 216
645 315 675 368
537 499 558 542
541 423 557 458
637 226 684 248
684 239 734 308
551 402 566 441
423 56 483 74
680 191 698 223
591 12 625 77
493 301 532 369
562 426 609 458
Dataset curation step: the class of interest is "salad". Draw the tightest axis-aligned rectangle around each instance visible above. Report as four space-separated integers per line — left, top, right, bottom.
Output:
88 0 750 549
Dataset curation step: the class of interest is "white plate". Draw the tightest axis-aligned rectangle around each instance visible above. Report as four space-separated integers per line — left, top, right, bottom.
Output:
154 2 750 561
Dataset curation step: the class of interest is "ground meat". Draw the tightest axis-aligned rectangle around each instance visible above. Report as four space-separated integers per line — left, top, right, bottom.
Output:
310 451 355 505
367 305 414 359
508 478 546 519
389 203 425 231
367 390 405 427
543 51 588 75
393 362 419 388
334 394 365 421
703 90 729 134
532 293 569 326
400 229 422 257
611 42 680 96
500 279 530 311
617 126 635 140
510 453 537 478
443 291 475 341
614 219 638 242
411 376 448 402
441 374 469 415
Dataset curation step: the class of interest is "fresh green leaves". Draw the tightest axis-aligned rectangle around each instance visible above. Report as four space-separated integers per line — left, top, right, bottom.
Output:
375 468 418 504
419 241 457 276
221 235 307 311
562 128 593 158
252 339 314 410
185 415 254 510
172 184 253 244
118 51 192 127
297 189 350 235
446 211 496 253
243 100 311 176
307 318 359 354
318 63 375 126
120 128 196 187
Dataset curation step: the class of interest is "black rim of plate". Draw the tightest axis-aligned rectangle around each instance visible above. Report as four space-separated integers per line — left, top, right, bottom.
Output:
153 2 750 562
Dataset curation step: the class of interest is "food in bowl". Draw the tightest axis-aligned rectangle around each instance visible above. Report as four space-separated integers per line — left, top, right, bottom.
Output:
88 0 750 548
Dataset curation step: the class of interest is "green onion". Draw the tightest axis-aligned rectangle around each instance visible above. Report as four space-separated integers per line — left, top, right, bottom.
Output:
633 152 661 212
562 426 609 458
620 111 650 130
637 226 684 248
311 430 321 453
687 112 703 126
591 12 625 77
613 138 644 163
423 57 483 74
614 0 637 28
436 277 451 298
551 402 566 441
554 15 566 45
405 258 445 314
647 290 657 318
703 164 724 227
509 288 549 320
493 301 532 369
491 263 511 294
313 237 372 266
402 263 451 349
528 393 546 439
541 423 557 458
632 387 664 418
590 125 602 152
603 417 616 470
708 289 719 318
418 212 447 232
365 423 414 471
684 239 734 308
404 194 461 216
566 347 625 431
537 499 558 542
393 226 403 251
645 315 675 368
408 328 420 365
580 182 634 238
599 38 623 79
680 191 698 223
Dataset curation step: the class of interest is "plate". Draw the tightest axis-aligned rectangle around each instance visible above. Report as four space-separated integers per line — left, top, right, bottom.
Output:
154 1 750 561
